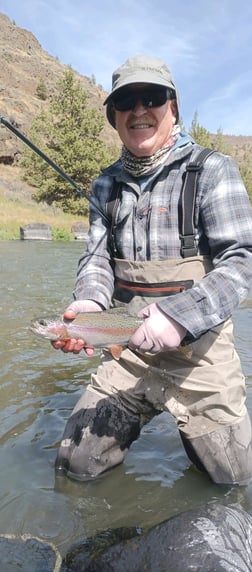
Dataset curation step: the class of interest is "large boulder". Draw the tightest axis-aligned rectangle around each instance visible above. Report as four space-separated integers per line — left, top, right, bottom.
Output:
62 503 252 572
20 222 52 240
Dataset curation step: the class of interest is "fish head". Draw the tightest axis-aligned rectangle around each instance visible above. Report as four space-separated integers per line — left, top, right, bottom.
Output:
30 316 69 341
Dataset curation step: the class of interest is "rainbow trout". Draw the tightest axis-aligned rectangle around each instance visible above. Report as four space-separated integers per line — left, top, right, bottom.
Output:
30 308 143 359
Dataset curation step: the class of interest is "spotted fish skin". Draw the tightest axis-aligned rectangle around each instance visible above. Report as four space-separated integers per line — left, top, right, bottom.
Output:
30 308 143 358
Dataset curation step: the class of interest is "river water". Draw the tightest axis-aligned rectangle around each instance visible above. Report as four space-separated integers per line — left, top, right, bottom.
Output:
1 240 252 555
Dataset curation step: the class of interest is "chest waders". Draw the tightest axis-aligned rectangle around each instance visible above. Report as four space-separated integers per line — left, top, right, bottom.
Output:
55 149 252 485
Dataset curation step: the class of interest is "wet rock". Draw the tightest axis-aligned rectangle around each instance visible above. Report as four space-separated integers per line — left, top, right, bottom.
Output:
61 526 141 572
0 533 62 571
62 503 252 572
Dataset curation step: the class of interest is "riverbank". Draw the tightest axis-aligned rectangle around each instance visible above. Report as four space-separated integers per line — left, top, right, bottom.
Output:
0 165 87 240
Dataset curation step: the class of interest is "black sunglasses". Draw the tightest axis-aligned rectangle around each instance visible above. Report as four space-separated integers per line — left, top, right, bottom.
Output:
112 87 174 112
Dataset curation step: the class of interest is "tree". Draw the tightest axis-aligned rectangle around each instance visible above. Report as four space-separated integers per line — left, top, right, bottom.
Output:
188 114 231 154
212 128 231 154
21 67 118 215
239 161 252 203
187 113 251 203
188 112 212 147
36 78 47 100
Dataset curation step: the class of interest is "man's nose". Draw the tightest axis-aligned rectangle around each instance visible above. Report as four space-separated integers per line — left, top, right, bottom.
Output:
131 99 147 113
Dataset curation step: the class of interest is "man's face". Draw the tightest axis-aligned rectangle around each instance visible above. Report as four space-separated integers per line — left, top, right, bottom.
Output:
113 83 177 157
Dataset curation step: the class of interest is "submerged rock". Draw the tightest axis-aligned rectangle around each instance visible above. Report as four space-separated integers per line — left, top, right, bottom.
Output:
61 526 142 572
0 533 62 571
2 503 252 571
62 503 252 572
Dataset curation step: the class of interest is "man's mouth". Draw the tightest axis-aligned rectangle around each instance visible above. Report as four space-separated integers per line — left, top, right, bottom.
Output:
130 123 154 130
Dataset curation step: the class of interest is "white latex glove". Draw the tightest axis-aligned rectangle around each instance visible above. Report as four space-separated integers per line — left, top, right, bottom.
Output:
129 303 186 354
53 300 103 355
65 300 103 318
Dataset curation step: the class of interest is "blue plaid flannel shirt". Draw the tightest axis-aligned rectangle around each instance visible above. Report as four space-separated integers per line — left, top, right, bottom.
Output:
73 135 252 342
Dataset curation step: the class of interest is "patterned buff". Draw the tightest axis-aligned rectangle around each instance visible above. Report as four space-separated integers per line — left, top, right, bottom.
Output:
121 124 181 177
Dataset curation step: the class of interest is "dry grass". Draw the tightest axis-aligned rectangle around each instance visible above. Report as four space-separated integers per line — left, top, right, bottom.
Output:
0 165 87 239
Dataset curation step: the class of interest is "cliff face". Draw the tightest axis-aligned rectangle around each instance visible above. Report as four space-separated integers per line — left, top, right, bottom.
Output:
0 12 119 164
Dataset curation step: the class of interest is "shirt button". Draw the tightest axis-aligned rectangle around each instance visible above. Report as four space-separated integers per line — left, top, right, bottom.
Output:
136 246 142 252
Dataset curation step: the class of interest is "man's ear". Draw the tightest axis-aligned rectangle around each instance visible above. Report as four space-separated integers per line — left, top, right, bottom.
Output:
171 99 178 123
106 103 116 129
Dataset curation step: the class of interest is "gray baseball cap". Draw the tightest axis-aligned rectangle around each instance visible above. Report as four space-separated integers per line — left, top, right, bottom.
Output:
104 55 179 128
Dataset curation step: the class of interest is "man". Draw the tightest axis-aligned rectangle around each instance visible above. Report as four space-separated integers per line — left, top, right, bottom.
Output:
54 55 252 485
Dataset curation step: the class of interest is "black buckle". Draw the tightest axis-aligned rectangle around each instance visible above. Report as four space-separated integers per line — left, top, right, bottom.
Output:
186 162 202 172
180 234 195 248
180 234 197 258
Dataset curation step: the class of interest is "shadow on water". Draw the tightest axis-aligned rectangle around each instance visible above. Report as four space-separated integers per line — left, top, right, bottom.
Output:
0 241 252 554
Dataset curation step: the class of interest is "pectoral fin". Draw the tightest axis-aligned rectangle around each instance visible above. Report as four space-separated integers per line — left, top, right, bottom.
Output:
107 344 124 360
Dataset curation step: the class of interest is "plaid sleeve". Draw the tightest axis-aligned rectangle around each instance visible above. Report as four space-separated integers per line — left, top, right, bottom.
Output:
73 176 115 309
158 153 252 341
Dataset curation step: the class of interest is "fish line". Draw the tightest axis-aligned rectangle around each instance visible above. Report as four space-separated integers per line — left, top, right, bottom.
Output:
0 115 110 225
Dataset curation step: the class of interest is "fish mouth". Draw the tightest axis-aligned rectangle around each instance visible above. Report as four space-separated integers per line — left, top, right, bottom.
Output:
30 319 58 340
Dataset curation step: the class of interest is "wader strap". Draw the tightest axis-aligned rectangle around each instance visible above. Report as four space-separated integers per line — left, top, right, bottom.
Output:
179 147 215 258
105 180 122 257
107 147 215 259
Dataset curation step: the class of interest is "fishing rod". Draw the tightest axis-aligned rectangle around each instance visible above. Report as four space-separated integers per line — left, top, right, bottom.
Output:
0 115 110 224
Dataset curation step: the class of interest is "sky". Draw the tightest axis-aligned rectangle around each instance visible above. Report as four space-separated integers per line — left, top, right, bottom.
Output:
0 0 251 135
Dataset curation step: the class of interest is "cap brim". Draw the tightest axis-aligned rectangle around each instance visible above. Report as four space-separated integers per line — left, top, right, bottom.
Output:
103 74 176 105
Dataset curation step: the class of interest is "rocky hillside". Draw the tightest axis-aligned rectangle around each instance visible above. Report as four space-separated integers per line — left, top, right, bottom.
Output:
0 11 251 170
0 12 120 165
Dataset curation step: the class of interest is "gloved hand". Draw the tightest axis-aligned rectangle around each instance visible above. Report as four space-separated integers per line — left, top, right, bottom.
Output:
53 299 103 355
64 299 103 320
128 303 186 354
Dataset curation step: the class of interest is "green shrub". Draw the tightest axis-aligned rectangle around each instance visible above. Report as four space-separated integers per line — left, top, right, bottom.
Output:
52 227 73 241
